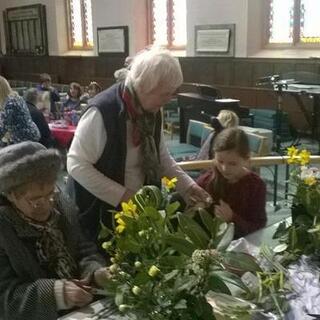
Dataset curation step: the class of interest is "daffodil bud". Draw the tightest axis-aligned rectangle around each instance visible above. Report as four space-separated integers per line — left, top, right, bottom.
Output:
132 285 141 295
110 257 116 264
134 261 142 268
138 230 146 237
148 265 160 277
119 304 129 312
101 241 112 250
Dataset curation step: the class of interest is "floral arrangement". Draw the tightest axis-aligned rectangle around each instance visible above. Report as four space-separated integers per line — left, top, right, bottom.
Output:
100 177 288 319
273 146 320 263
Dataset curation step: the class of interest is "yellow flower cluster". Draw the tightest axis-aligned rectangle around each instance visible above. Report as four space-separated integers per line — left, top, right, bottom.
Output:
304 176 317 186
162 176 178 190
115 200 138 234
287 146 310 166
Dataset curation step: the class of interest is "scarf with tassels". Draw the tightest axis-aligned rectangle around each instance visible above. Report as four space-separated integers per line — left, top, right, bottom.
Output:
122 83 161 185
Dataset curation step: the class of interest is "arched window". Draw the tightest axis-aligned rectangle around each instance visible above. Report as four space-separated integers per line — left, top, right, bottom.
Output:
147 0 187 50
267 0 320 45
67 0 93 49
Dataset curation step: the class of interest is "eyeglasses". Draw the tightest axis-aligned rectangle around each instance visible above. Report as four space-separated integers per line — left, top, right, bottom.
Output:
26 191 55 209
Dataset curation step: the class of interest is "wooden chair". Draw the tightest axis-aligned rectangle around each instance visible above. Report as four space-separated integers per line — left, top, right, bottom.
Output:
246 132 269 156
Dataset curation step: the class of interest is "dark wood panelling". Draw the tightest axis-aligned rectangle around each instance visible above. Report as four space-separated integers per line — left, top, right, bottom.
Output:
1 55 320 132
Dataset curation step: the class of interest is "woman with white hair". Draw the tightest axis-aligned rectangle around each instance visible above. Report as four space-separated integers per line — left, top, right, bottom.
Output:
0 76 40 145
67 48 212 240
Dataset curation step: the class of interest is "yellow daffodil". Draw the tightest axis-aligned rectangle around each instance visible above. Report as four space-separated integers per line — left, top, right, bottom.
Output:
304 176 317 186
287 146 298 157
116 218 126 233
121 200 138 218
299 149 311 166
148 265 160 277
162 176 178 190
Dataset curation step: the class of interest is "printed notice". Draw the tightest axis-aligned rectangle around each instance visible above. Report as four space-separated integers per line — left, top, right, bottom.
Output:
196 29 230 52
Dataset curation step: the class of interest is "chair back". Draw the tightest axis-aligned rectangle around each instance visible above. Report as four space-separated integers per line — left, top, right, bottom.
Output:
201 125 214 146
186 120 208 147
246 132 269 156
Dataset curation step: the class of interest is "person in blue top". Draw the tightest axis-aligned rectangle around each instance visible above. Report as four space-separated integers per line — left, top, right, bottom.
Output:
0 76 40 146
62 82 82 112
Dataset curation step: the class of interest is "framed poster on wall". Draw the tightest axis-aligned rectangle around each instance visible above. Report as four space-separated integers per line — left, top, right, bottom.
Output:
97 26 129 56
3 4 48 56
195 24 235 57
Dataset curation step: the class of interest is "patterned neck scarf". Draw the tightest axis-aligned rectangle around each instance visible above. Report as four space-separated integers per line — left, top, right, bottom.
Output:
20 209 78 279
122 83 160 185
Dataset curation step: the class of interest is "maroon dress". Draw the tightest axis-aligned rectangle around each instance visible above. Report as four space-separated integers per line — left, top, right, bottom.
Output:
197 169 267 238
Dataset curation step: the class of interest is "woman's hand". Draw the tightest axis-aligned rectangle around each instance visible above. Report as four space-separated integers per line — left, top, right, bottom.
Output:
94 267 113 287
214 200 234 222
186 184 213 208
64 280 93 308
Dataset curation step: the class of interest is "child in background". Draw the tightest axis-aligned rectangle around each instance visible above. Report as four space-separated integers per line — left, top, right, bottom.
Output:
197 110 239 160
62 82 82 112
80 81 102 103
196 127 267 238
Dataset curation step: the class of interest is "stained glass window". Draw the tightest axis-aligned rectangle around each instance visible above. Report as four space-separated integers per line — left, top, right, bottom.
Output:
300 0 320 43
149 0 186 49
268 0 320 45
68 0 93 49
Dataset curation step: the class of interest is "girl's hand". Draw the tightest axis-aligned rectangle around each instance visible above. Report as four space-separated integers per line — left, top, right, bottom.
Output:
214 200 233 222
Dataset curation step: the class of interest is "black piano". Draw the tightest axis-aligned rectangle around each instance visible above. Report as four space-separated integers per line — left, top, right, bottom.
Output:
177 92 250 143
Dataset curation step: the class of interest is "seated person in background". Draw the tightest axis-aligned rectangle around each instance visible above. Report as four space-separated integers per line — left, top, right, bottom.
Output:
0 76 40 146
24 88 55 148
197 128 267 238
197 110 239 160
0 142 108 320
62 82 82 112
80 81 102 104
37 73 60 118
114 56 133 82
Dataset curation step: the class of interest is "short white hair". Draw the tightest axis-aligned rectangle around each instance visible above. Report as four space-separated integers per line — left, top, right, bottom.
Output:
126 47 183 94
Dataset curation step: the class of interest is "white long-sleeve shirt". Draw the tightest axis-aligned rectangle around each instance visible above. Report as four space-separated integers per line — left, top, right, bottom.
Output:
67 107 195 208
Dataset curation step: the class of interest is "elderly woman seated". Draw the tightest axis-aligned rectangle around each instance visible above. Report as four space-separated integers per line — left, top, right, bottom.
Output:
0 142 108 320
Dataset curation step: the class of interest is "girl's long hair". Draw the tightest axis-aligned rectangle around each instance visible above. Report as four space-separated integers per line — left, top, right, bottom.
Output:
211 128 250 202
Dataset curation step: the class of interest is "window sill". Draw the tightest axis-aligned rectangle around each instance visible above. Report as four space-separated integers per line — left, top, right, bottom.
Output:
62 50 96 57
249 48 320 59
170 50 186 57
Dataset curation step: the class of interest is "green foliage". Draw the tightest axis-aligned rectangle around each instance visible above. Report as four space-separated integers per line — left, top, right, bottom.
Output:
100 185 279 319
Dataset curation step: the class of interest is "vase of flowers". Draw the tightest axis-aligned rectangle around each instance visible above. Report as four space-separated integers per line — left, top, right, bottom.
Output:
274 146 320 261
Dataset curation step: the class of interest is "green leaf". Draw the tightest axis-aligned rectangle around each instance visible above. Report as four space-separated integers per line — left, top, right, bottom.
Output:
98 222 113 240
178 213 210 249
144 206 162 221
221 252 262 273
210 270 249 293
206 274 232 295
165 235 197 256
199 208 218 238
174 299 187 310
216 223 234 251
133 272 150 286
164 269 180 282
166 201 180 216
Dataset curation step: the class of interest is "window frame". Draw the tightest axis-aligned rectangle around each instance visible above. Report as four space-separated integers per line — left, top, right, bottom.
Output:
66 0 93 50
147 0 186 50
265 0 320 49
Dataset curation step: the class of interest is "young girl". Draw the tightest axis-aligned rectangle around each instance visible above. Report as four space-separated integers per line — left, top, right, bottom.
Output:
197 110 239 160
62 82 82 112
197 127 267 238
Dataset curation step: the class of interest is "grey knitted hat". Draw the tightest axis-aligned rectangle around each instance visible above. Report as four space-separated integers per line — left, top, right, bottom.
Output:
0 142 61 193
